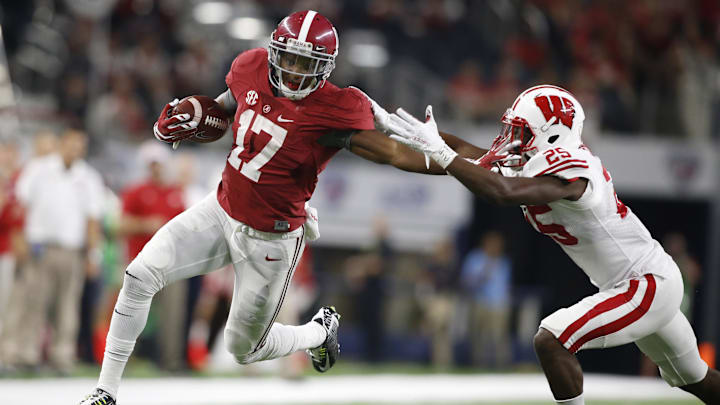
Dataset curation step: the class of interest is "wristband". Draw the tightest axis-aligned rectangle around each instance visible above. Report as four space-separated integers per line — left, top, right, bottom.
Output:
430 144 458 169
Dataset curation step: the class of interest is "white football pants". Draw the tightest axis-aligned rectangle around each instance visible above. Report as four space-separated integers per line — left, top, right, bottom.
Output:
97 192 324 398
541 269 708 387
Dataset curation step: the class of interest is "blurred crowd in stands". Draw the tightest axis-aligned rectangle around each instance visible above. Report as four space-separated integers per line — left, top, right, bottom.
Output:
0 0 715 377
1 0 718 146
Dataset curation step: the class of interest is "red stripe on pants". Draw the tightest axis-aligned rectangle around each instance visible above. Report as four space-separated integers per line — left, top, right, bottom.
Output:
558 279 640 345
568 274 656 353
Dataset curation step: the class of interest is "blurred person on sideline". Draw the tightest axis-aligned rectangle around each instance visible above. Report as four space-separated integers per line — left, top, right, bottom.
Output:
32 130 59 157
2 129 103 374
345 217 393 362
417 236 458 369
460 231 512 368
79 10 456 405
0 140 24 337
0 130 56 367
379 84 720 404
118 141 186 371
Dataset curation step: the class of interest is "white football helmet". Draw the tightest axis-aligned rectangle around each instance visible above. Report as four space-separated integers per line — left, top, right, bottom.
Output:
497 85 585 166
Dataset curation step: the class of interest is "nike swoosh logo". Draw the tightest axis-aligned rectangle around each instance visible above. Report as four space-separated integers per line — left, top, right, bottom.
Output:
125 270 141 281
277 115 293 123
265 254 282 262
114 308 132 317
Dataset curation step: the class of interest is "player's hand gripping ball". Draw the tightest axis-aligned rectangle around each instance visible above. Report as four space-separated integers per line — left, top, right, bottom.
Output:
172 95 230 143
153 95 230 145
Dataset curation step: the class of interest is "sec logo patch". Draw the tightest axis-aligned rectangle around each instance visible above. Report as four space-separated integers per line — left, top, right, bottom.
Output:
246 90 258 106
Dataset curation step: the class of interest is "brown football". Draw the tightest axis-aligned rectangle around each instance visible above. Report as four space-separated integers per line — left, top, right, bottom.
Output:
172 95 230 143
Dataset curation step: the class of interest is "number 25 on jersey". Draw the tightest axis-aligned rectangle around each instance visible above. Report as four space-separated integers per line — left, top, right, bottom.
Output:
228 110 287 182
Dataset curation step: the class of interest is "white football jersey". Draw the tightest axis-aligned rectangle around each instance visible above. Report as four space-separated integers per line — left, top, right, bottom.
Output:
515 146 677 290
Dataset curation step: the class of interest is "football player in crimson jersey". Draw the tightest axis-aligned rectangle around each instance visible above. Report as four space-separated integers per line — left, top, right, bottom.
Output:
384 85 720 405
79 10 484 405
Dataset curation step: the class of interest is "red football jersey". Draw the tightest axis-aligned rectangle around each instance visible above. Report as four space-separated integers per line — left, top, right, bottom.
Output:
217 48 374 232
0 170 23 254
122 182 185 260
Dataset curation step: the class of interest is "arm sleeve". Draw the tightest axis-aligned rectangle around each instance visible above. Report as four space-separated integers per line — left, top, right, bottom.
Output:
215 88 237 116
316 129 356 149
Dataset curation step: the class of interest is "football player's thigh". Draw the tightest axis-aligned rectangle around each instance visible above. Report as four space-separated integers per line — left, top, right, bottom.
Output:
540 273 681 353
224 232 305 353
137 193 231 286
635 310 708 387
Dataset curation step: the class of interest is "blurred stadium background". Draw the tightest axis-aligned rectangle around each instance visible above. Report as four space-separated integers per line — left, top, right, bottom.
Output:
0 0 718 404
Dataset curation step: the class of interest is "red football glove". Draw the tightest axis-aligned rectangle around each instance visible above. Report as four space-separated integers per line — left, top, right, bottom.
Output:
477 136 522 170
153 98 198 143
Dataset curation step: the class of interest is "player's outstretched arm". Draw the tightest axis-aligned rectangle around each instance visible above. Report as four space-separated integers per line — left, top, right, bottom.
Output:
350 87 485 172
439 131 488 160
348 129 448 174
388 105 587 206
445 158 587 205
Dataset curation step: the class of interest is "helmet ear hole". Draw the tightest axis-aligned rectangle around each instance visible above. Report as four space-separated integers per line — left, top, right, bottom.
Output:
548 135 559 144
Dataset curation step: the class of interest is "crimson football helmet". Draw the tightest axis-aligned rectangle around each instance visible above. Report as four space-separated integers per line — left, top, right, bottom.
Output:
496 85 585 167
268 10 338 100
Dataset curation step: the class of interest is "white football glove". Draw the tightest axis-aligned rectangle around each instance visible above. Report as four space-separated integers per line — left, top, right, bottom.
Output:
304 202 320 242
387 105 458 169
350 86 392 133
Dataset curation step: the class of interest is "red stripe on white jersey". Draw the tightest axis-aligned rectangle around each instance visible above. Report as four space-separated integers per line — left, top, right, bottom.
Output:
535 159 588 176
568 274 657 353
546 163 590 176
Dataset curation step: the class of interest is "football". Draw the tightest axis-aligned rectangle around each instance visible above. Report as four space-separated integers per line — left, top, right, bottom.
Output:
173 95 230 143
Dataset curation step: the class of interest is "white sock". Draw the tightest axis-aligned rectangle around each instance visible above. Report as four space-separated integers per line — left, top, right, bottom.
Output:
556 393 584 405
248 321 326 362
96 280 155 399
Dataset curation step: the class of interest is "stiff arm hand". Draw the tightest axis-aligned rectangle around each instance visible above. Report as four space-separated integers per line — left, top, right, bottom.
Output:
386 105 458 169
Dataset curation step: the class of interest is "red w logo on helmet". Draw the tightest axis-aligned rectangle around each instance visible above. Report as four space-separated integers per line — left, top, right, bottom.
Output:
534 95 575 129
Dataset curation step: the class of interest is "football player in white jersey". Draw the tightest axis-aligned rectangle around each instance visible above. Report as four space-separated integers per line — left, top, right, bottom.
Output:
378 85 720 405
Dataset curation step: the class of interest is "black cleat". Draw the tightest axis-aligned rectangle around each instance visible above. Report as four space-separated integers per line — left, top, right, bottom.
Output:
307 306 341 373
78 388 116 405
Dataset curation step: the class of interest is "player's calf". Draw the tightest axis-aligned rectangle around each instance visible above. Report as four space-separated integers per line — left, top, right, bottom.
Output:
680 367 720 404
533 328 584 404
